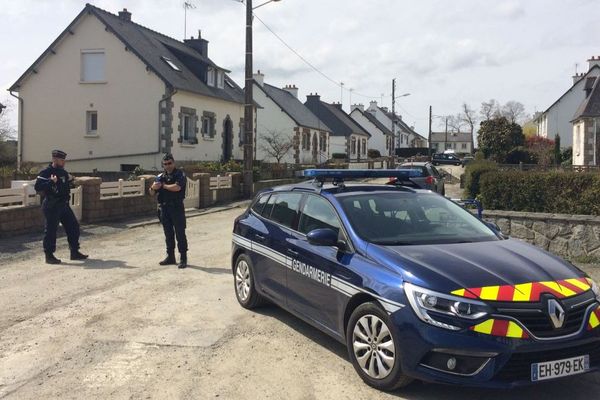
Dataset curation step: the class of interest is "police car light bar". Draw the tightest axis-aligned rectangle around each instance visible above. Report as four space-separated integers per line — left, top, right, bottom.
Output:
298 169 424 181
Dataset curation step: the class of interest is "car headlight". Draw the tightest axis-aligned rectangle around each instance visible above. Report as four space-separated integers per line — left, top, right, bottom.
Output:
591 279 600 302
404 282 490 331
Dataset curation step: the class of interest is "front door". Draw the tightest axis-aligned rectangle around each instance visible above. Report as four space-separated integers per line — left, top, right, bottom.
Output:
222 116 233 162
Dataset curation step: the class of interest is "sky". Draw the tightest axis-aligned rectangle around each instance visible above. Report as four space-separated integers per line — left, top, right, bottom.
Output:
1 0 599 135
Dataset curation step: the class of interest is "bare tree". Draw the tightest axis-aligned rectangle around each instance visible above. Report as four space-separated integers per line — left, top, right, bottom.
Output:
460 103 477 134
480 99 500 121
501 101 527 124
446 114 465 133
260 129 294 164
0 100 16 141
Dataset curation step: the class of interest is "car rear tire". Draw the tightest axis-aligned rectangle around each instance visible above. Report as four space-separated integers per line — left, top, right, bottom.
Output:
234 254 265 309
346 302 413 391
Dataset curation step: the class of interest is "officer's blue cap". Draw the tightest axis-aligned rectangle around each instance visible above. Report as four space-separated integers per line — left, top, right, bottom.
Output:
52 149 67 159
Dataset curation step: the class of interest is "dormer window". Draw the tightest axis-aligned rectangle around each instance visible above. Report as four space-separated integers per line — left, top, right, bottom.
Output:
162 56 181 71
207 68 215 86
217 70 224 89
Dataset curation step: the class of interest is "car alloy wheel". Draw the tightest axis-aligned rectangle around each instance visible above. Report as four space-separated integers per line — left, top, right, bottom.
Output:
233 254 265 309
235 259 251 302
352 314 395 379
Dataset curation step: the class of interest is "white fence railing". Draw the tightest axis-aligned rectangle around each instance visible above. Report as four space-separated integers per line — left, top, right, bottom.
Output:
70 186 82 221
209 175 232 190
100 178 145 200
0 184 39 208
184 178 200 208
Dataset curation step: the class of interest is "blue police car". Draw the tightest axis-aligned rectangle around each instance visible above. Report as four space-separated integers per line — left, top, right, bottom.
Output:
231 169 600 391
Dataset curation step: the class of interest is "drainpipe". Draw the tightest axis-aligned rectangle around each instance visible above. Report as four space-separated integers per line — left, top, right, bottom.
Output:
9 91 23 170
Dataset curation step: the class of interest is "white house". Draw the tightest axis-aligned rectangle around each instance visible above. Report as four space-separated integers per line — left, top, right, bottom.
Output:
350 104 394 156
535 56 600 148
430 132 473 154
305 95 370 161
252 72 331 164
9 4 249 172
365 101 427 149
571 74 600 166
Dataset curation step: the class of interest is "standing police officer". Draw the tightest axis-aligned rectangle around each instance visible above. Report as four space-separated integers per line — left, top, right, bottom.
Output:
150 154 188 269
34 150 88 264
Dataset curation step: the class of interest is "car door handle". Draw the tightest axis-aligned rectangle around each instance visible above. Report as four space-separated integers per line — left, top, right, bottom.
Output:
255 234 266 242
287 249 299 257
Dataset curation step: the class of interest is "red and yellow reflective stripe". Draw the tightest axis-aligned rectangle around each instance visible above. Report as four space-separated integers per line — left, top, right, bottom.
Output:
470 319 529 339
587 306 600 331
451 277 592 302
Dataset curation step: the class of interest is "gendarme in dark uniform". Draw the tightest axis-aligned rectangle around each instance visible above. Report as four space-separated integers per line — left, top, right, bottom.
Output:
150 154 188 268
34 149 88 264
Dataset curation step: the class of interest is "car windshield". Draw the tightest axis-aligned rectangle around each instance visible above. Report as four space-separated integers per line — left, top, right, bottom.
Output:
338 192 498 245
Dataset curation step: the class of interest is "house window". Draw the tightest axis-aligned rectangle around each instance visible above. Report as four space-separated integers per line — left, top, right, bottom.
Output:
319 133 327 152
362 139 367 155
86 111 98 135
351 137 357 154
179 107 198 144
446 143 452 149
162 56 181 71
302 132 310 150
217 70 224 89
201 111 216 138
81 50 105 82
207 68 215 86
461 143 467 150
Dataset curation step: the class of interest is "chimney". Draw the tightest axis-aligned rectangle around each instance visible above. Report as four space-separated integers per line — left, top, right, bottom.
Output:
253 70 264 87
351 104 364 112
332 102 343 110
184 30 209 58
588 55 600 72
573 72 584 85
381 106 389 112
118 8 132 21
306 93 321 104
282 84 298 98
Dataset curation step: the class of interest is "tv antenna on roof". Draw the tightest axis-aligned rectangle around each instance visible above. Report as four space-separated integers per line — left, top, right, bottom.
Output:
183 2 196 40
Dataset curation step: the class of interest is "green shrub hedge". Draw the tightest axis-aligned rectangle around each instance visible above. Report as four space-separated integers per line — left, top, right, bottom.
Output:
463 160 498 198
479 170 600 215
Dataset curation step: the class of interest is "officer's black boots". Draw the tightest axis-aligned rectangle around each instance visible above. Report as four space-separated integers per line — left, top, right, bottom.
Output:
70 250 89 260
45 252 62 264
178 253 187 269
159 253 177 265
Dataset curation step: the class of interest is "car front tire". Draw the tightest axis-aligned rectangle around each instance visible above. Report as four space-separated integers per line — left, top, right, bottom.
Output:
234 254 265 309
346 302 413 391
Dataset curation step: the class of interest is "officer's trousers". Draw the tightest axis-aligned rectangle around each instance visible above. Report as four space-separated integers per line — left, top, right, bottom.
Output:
159 202 188 255
42 201 80 253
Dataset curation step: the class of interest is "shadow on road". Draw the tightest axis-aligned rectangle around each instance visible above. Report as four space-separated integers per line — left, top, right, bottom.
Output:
61 258 136 269
186 265 231 275
253 305 600 400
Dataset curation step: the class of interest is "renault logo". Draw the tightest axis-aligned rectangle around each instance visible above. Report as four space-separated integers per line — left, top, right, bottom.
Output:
548 299 565 329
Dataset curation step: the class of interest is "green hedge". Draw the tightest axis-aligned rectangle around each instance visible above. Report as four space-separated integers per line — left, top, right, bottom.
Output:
463 160 498 198
479 170 600 215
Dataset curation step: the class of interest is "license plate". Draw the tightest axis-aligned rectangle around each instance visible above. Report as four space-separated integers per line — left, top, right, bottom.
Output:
531 355 589 381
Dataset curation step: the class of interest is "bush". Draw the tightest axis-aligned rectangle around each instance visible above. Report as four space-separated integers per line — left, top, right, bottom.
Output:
463 160 498 198
505 146 535 164
367 149 381 159
479 170 600 215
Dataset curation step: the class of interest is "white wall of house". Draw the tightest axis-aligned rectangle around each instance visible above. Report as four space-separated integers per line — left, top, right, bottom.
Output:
537 68 600 147
365 102 410 148
572 120 586 165
330 136 347 157
170 90 245 163
350 109 388 156
17 13 166 172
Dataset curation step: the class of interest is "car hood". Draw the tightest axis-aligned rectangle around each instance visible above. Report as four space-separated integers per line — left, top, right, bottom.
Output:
368 239 585 296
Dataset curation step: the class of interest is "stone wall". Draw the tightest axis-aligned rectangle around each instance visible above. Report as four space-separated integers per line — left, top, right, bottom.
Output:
484 210 600 259
0 206 44 238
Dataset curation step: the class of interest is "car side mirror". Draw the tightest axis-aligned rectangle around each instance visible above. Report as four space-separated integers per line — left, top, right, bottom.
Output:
485 222 509 239
307 228 339 247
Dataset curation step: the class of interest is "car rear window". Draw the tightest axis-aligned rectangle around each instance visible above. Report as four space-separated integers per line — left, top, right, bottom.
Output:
400 166 429 176
251 193 270 215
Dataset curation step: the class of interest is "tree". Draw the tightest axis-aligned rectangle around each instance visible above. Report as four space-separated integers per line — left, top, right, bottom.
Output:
480 99 500 121
460 103 477 153
0 99 17 167
501 101 527 124
554 134 561 165
522 121 538 138
445 114 464 133
259 130 294 164
526 136 554 166
477 117 525 163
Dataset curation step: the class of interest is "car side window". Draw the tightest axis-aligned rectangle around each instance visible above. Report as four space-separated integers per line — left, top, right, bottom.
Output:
262 194 277 218
298 195 341 235
430 166 441 178
269 192 303 229
251 194 270 215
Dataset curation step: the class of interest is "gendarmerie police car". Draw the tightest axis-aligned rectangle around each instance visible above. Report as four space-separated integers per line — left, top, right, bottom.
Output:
231 169 600 391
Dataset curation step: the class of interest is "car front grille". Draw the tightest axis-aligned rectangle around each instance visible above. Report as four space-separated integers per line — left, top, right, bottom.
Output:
495 340 600 381
494 292 596 338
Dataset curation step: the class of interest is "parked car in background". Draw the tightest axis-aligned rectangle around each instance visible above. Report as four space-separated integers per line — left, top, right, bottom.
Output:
398 162 445 195
461 155 475 165
432 153 462 166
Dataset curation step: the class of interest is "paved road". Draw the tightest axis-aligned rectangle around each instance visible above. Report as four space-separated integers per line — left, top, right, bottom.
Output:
1 206 599 399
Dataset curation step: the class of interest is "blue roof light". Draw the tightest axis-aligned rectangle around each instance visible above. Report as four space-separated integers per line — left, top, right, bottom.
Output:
297 169 424 180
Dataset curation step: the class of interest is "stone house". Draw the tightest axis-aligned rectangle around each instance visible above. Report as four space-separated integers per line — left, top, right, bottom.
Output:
349 105 394 156
9 4 249 172
304 94 370 161
252 72 331 164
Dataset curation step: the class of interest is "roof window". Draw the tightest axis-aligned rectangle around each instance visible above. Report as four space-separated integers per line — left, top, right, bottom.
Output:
162 56 181 71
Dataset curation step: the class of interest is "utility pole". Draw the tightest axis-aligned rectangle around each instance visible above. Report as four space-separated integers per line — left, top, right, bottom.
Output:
392 79 398 150
243 0 254 197
428 106 432 157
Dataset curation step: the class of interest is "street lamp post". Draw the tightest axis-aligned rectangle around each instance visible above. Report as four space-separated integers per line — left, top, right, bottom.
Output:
243 0 281 198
